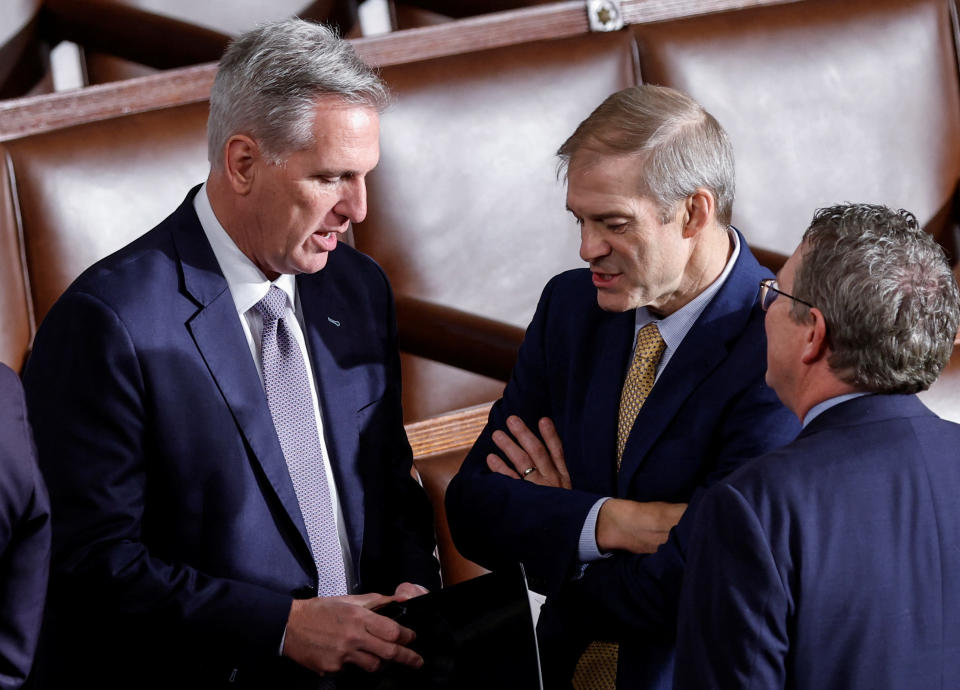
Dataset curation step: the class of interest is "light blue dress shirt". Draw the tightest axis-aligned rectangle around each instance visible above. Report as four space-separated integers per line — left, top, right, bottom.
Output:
578 229 741 561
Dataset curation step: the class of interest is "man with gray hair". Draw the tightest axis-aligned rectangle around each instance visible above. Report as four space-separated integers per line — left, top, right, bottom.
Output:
675 203 960 689
24 19 439 689
447 85 798 689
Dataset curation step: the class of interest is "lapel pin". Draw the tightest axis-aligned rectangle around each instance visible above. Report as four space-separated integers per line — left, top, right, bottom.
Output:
327 317 341 327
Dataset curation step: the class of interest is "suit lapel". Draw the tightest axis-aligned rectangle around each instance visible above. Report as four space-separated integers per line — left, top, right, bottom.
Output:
581 309 635 494
615 321 729 493
617 234 763 494
296 272 366 570
171 193 314 564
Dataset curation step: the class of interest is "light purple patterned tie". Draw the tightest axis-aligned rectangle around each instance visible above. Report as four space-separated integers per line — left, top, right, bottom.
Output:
254 286 347 597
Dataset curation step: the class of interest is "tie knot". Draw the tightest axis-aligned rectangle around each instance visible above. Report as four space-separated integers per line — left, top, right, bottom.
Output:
635 322 665 355
254 286 288 323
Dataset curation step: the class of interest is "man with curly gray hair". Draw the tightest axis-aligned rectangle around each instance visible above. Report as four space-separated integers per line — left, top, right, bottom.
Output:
675 202 960 689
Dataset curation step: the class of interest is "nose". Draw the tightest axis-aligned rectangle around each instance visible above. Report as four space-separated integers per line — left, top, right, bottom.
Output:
579 223 610 263
335 178 368 224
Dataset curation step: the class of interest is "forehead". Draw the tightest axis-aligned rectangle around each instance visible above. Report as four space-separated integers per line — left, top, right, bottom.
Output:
297 99 380 165
566 149 650 211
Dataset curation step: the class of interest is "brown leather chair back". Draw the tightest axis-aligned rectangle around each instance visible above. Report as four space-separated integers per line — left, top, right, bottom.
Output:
358 30 640 419
0 152 33 371
0 102 211 370
633 0 960 259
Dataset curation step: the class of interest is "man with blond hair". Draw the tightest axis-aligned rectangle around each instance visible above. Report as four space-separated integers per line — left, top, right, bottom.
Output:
447 85 798 689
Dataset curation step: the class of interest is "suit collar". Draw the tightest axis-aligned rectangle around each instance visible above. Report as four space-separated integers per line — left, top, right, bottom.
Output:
800 393 935 438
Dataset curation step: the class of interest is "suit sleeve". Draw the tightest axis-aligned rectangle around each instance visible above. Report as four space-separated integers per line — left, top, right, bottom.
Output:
673 483 790 689
372 273 442 592
564 367 799 640
445 277 603 593
23 291 292 661
0 366 50 686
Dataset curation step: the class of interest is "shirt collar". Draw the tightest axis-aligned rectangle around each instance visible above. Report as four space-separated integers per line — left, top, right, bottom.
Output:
635 227 741 350
803 392 871 428
194 182 297 314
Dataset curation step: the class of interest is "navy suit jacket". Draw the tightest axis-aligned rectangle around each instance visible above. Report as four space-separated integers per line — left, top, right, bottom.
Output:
446 235 799 689
23 188 439 689
0 364 49 689
675 394 960 689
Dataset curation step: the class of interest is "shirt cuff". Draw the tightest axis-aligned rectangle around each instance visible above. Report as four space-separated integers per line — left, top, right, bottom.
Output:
577 497 613 562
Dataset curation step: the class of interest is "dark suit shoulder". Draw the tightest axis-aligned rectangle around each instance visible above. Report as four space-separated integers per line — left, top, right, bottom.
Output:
0 364 38 505
535 268 609 329
541 267 594 303
723 396 960 508
60 198 191 312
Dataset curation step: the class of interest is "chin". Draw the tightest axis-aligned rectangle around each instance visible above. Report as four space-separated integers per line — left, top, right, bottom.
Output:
596 291 634 313
295 253 330 275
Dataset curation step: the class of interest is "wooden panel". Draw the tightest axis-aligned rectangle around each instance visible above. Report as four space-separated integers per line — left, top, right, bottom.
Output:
0 0 804 142
405 402 492 458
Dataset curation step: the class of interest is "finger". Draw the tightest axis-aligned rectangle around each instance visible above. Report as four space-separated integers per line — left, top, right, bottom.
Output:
342 648 385 673
506 416 551 467
362 618 423 668
506 416 565 486
393 582 428 601
353 593 394 610
490 431 532 474
359 638 424 670
539 417 571 489
365 611 416 646
487 453 521 479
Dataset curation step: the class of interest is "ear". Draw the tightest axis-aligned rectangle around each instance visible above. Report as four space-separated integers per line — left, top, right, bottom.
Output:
223 134 260 195
681 187 716 239
800 307 829 365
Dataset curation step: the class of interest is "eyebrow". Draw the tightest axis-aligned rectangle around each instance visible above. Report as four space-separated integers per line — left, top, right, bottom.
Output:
565 206 630 221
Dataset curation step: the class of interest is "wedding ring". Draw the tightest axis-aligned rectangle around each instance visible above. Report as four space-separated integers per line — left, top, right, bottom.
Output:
522 467 537 478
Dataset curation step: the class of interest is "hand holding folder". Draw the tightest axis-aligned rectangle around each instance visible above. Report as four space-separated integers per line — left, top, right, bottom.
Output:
359 563 543 690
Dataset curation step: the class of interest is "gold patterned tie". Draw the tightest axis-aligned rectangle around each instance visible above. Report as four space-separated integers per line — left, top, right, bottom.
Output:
572 322 665 690
616 322 666 467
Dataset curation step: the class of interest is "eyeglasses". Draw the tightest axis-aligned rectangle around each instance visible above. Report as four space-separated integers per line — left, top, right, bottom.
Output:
758 278 815 312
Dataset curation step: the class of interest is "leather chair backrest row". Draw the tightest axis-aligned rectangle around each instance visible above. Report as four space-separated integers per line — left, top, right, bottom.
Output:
0 29 638 422
361 30 638 419
2 0 960 416
628 0 960 420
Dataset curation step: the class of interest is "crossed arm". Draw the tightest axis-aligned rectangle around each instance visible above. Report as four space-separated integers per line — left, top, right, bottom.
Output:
485 415 686 555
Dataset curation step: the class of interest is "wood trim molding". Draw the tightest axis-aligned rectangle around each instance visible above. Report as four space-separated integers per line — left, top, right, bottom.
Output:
0 63 215 142
1 0 804 142
405 402 493 458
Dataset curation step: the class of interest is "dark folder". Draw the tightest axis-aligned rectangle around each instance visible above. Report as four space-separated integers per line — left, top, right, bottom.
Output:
369 563 543 689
